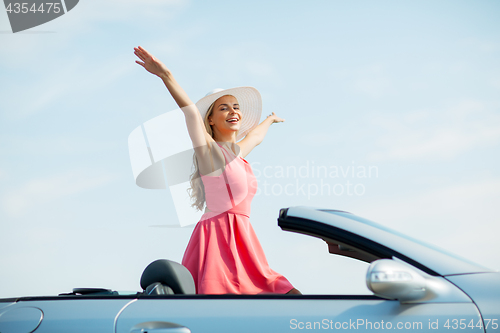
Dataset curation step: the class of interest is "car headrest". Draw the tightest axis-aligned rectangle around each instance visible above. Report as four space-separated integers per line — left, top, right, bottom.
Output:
145 282 174 295
140 259 196 295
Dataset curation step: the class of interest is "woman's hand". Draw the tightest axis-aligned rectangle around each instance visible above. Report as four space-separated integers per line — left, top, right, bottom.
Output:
266 112 285 124
238 112 285 157
134 46 170 79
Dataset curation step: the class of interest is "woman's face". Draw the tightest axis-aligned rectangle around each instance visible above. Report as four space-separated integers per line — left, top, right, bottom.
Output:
208 95 241 137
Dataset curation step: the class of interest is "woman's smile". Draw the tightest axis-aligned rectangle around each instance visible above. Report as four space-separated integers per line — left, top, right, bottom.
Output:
226 116 239 124
209 95 242 134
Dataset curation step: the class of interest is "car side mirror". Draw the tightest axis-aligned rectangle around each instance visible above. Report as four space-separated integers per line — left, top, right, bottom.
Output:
366 259 427 302
366 259 474 304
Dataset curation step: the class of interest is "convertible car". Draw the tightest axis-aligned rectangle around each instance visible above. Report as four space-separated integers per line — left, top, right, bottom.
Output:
1 206 499 333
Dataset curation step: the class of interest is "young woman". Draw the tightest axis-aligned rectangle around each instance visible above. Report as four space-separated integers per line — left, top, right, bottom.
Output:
134 46 300 295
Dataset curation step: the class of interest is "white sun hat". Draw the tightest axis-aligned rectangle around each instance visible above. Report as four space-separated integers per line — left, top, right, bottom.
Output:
195 87 262 141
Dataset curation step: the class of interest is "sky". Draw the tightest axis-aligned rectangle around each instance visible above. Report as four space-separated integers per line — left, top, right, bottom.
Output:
0 0 499 298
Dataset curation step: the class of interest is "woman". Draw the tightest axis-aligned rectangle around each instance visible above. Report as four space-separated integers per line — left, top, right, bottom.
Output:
134 46 300 295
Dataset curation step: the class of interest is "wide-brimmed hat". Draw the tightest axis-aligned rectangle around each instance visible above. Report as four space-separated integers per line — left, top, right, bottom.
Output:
195 87 262 141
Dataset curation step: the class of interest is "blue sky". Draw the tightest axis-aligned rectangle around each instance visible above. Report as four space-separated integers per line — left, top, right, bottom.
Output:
0 0 499 298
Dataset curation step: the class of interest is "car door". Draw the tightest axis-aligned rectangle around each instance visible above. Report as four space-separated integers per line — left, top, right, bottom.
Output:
116 247 481 332
115 292 482 333
0 296 135 333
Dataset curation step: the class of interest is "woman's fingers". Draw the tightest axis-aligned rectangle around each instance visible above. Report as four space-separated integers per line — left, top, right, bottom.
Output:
137 51 156 66
138 46 151 57
135 53 144 61
267 112 285 123
134 49 146 62
134 46 169 77
133 52 144 62
134 46 151 60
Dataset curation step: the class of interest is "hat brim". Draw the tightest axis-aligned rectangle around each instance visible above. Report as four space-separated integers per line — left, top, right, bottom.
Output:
195 87 262 141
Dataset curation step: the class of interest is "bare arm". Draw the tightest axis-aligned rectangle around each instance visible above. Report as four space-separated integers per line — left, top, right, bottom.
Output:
134 46 222 174
238 112 285 158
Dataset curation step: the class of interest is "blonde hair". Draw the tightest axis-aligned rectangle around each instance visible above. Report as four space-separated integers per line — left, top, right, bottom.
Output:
187 95 239 211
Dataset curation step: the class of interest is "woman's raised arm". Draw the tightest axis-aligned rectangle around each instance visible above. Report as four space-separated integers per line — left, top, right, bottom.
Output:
238 112 285 158
134 46 218 171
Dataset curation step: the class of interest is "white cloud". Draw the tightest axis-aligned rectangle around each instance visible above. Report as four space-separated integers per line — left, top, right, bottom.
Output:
368 100 500 162
4 135 118 156
492 77 500 91
353 77 392 99
1 169 117 217
0 0 189 67
358 178 500 270
350 64 394 98
458 38 500 54
1 55 133 119
63 0 189 26
245 60 278 79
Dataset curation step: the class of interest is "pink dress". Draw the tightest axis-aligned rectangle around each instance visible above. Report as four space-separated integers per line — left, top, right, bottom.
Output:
181 144 294 294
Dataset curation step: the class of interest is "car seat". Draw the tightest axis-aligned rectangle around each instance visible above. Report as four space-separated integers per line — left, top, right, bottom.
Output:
140 259 196 295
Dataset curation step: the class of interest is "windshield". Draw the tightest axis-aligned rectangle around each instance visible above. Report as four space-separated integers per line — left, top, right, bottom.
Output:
320 210 488 271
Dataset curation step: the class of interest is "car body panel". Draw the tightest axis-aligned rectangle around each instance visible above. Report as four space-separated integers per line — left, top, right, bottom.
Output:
0 298 134 333
281 207 490 276
0 300 15 311
446 273 500 333
0 306 43 333
116 296 483 333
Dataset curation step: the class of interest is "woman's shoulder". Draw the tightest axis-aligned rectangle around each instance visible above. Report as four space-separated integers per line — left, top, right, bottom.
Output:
194 142 225 176
217 142 244 158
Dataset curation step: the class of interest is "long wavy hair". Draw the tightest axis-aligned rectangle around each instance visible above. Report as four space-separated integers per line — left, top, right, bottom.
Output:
187 95 238 211
187 101 216 211
188 95 240 211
